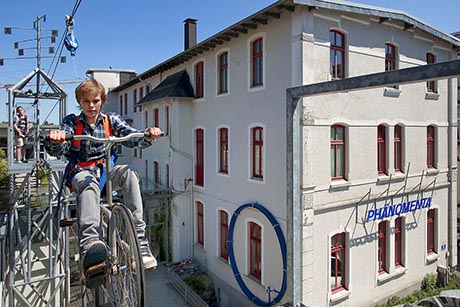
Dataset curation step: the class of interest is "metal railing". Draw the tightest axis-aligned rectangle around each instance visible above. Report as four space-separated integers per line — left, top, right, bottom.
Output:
167 268 208 307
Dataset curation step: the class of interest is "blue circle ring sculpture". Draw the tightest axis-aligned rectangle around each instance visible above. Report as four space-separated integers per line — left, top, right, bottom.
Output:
227 202 287 306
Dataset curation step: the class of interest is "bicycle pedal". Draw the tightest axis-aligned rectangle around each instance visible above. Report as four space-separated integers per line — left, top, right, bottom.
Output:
59 217 76 227
85 262 108 281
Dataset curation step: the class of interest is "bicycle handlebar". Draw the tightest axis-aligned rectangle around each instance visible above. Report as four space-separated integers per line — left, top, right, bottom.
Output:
60 131 164 143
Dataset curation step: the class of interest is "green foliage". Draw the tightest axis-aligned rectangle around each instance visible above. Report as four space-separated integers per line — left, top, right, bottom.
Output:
422 273 437 292
375 273 460 307
184 275 206 293
0 149 8 187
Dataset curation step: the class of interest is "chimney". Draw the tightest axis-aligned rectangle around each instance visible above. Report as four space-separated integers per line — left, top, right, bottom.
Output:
184 18 197 50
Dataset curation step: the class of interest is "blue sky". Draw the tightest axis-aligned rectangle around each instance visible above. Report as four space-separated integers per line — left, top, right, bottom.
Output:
0 0 458 124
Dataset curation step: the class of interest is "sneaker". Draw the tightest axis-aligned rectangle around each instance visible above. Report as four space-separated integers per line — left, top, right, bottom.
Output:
82 240 108 288
138 237 157 270
21 159 27 163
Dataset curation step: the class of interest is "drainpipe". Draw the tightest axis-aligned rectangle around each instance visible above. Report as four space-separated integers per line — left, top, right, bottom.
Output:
286 90 302 306
447 51 458 269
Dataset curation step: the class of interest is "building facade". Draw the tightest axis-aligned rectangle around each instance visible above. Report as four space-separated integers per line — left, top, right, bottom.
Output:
91 1 460 306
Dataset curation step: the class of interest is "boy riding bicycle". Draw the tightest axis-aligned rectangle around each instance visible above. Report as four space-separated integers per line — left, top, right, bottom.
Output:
45 79 162 287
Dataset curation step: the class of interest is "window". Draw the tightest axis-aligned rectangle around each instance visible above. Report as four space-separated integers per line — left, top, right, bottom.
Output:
427 209 436 254
154 161 160 184
331 125 346 179
165 106 170 135
252 126 263 179
219 210 229 260
154 108 159 127
133 89 137 113
377 125 387 175
426 53 437 93
218 52 228 94
378 221 388 274
331 233 346 293
394 125 403 173
251 38 263 87
197 202 204 246
385 43 397 71
427 126 435 168
219 128 229 174
195 129 204 186
249 222 261 280
195 61 204 98
394 217 404 267
124 93 128 115
330 30 345 79
119 95 123 115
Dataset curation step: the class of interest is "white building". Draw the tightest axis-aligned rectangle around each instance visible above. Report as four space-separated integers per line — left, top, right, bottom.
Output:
89 1 460 306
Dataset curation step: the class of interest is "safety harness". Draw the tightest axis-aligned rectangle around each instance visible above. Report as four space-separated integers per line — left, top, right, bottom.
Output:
56 114 117 216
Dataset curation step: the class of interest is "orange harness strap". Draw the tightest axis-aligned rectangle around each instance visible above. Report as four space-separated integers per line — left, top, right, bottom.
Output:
71 114 112 169
73 114 112 148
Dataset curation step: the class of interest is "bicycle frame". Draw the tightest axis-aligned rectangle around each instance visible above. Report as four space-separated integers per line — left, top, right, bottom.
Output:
70 132 148 306
71 132 146 206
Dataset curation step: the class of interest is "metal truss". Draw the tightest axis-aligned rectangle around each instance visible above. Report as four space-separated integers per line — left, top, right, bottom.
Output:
5 68 70 307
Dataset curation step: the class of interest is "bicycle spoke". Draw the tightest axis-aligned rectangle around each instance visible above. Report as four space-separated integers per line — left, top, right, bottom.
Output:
103 204 145 307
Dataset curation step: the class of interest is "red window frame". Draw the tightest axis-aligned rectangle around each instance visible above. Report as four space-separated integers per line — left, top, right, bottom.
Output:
385 43 396 71
197 202 204 246
427 209 435 254
330 30 345 79
252 38 263 87
195 61 204 98
394 125 402 173
154 161 159 184
426 53 436 92
331 125 345 179
427 126 435 168
195 129 204 186
219 128 229 174
377 125 387 175
394 217 403 267
249 222 261 280
219 52 228 94
219 210 228 260
378 221 388 274
330 233 346 293
252 127 263 179
154 108 159 127
133 89 137 113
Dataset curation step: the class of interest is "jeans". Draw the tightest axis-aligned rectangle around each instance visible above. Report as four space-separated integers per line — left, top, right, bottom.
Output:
71 165 146 254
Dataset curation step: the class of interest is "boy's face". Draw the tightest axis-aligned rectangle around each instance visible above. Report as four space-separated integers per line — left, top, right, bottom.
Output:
17 108 24 116
78 90 103 123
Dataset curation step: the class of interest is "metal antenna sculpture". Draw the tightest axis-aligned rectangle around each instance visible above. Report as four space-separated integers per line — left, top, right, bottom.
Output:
3 15 71 306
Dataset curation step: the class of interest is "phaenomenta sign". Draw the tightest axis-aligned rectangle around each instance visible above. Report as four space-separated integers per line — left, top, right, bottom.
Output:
365 197 432 222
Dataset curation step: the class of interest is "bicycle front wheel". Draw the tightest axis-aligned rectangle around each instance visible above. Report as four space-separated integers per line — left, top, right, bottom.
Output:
106 203 145 307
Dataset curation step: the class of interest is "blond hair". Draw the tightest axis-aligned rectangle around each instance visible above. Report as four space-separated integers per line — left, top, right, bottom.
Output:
75 79 107 104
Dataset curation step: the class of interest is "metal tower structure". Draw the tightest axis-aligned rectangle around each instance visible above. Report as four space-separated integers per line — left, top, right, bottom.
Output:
2 15 71 306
